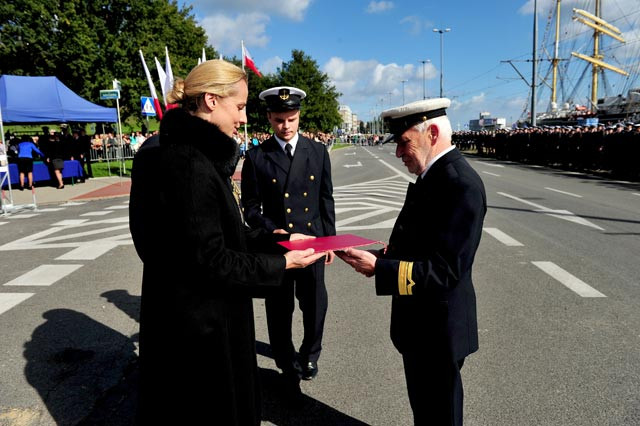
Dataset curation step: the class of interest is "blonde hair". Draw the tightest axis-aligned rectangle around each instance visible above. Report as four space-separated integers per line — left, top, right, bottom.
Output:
167 59 247 111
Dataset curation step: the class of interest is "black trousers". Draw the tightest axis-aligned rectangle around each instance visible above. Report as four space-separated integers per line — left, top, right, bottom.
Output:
265 259 327 370
402 351 465 426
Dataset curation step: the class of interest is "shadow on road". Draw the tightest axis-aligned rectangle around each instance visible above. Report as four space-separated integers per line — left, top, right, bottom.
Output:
23 308 138 425
259 368 370 426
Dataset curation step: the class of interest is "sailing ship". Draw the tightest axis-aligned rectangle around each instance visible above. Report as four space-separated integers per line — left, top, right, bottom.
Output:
534 0 640 125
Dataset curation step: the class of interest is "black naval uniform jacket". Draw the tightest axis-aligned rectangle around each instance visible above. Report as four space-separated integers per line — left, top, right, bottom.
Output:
241 135 336 238
375 148 486 362
129 108 288 425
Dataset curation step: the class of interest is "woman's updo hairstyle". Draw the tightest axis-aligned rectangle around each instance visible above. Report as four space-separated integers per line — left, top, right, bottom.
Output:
166 59 247 112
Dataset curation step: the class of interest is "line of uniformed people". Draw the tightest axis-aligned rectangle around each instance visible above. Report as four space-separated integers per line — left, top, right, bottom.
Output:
454 123 640 180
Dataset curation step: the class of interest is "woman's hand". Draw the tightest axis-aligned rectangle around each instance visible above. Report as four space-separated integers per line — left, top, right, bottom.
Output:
284 248 326 269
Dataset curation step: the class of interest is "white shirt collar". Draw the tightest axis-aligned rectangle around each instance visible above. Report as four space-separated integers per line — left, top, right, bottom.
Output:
275 133 299 155
420 145 456 180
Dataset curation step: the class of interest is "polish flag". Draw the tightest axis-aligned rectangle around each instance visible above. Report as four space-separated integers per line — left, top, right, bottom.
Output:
139 50 163 120
242 44 262 77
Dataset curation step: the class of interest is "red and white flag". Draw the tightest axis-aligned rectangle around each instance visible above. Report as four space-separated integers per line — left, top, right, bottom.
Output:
139 50 163 120
242 43 262 77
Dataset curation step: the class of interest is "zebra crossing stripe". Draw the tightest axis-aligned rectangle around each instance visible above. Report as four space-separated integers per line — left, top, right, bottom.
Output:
532 261 606 298
0 293 35 316
4 264 82 287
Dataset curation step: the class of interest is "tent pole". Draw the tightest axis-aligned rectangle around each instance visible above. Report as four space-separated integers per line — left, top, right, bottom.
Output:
0 103 15 213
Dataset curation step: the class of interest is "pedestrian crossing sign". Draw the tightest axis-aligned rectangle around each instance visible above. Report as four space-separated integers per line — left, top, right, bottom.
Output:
141 96 156 116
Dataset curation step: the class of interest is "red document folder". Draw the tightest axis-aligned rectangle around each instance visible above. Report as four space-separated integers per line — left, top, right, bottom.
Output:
278 234 383 252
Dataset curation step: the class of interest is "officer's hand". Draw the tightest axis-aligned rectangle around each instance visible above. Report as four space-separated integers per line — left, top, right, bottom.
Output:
284 248 326 269
335 248 376 277
290 233 315 241
325 250 335 265
273 229 289 235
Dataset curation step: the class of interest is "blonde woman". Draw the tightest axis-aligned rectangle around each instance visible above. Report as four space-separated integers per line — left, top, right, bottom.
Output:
129 60 323 425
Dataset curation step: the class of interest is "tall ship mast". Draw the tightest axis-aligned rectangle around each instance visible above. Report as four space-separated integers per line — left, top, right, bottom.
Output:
535 0 639 125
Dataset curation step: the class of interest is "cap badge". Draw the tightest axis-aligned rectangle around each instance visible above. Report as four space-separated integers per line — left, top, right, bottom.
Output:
279 88 290 100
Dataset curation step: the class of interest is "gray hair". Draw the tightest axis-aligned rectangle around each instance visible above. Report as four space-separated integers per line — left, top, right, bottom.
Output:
413 115 452 141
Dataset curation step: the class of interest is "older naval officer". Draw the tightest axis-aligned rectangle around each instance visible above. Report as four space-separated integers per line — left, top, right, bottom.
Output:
337 98 486 425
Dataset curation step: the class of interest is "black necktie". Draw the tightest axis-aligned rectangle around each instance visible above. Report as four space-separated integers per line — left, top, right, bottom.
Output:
285 143 293 161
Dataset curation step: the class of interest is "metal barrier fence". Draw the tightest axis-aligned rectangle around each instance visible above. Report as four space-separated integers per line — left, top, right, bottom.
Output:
88 143 136 163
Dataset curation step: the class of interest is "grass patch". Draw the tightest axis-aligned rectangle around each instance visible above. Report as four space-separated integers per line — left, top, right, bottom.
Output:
331 143 352 150
91 159 133 177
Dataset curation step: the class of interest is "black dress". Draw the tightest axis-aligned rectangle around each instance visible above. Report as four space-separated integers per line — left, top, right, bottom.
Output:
130 108 288 425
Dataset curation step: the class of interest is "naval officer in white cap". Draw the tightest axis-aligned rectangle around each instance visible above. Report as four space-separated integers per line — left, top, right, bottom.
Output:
241 86 336 401
337 98 486 425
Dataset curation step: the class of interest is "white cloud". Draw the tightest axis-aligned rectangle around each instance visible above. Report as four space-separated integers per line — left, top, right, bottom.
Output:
261 56 284 75
366 1 394 14
323 57 442 119
200 13 270 55
191 0 311 21
400 16 423 35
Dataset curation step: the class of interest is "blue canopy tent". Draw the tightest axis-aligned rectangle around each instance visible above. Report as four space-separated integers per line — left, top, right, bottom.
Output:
0 75 117 123
0 75 116 212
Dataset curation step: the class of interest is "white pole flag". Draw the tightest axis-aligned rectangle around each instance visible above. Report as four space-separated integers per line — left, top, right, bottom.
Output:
165 46 174 95
154 57 168 106
202 48 206 63
139 50 163 120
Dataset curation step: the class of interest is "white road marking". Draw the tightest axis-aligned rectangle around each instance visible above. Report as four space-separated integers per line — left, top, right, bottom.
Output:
343 161 362 168
376 159 415 183
477 162 505 168
498 192 604 230
344 152 356 156
483 228 524 246
106 205 129 210
56 242 119 260
482 171 501 177
80 211 113 216
544 187 583 198
532 261 606 298
0 293 35 316
51 219 90 227
4 264 83 286
335 207 396 227
0 222 7 226
7 214 39 219
338 218 396 231
60 201 87 206
633 193 640 197
37 208 65 212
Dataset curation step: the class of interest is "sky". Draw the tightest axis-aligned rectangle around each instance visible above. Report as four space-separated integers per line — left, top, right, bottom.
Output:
181 0 640 129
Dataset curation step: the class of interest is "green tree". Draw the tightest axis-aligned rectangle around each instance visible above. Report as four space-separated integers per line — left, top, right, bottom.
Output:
0 0 215 128
277 50 342 133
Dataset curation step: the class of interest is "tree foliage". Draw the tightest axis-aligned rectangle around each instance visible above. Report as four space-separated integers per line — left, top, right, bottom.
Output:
0 0 214 127
228 50 342 135
1 5 341 133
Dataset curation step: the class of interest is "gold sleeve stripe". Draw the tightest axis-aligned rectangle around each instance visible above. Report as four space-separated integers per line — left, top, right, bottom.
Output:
398 261 408 295
406 262 415 295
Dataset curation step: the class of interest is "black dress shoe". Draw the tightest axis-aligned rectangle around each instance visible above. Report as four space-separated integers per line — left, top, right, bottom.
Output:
300 361 318 380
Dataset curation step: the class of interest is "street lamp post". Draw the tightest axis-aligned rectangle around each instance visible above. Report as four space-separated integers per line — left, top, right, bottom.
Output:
419 59 430 99
400 79 408 104
433 27 450 98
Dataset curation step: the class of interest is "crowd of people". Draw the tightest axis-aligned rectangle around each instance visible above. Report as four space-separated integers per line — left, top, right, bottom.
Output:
2 127 162 189
454 122 640 180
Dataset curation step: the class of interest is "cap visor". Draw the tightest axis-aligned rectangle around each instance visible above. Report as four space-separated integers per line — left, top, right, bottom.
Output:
381 134 395 144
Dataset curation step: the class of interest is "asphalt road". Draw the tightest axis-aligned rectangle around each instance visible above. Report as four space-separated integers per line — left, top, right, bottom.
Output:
0 144 639 425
